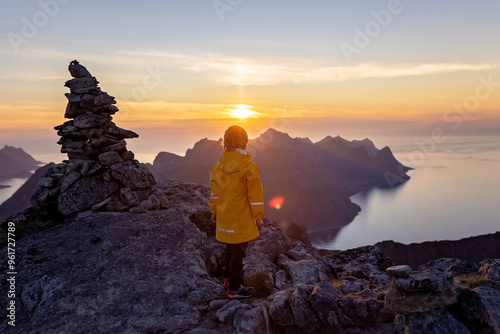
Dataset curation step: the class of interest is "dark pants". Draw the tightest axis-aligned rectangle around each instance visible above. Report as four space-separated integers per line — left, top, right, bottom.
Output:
223 242 248 291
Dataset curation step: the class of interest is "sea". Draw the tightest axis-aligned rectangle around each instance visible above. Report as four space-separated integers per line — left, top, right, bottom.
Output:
0 177 30 206
310 134 500 250
1 134 498 250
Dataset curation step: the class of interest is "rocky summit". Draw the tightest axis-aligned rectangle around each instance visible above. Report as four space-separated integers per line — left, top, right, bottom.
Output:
1 179 500 333
30 61 166 216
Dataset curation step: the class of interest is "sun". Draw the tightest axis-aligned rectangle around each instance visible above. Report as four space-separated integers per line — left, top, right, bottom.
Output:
231 104 254 119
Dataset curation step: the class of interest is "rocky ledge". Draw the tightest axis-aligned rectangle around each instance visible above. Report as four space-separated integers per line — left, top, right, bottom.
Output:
1 179 499 333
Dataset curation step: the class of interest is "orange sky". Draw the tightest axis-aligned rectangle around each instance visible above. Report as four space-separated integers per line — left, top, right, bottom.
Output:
1 1 499 161
1 64 498 136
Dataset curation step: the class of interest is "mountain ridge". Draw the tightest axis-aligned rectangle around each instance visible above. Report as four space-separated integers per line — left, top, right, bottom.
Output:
0 146 41 181
151 128 410 231
375 231 500 269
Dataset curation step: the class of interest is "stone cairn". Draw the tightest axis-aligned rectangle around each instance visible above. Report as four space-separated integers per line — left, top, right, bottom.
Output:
31 60 168 215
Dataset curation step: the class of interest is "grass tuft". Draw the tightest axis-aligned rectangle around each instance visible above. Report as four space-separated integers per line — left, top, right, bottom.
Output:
330 278 342 289
245 268 274 298
458 274 489 288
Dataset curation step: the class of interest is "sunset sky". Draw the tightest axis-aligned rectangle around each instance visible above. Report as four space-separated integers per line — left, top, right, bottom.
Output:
1 0 499 162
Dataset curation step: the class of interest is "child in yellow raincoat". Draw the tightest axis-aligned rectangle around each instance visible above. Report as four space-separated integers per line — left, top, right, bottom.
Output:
208 125 264 299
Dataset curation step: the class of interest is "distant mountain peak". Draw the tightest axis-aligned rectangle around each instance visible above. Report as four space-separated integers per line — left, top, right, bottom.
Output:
1 145 37 159
252 128 314 150
258 128 292 139
316 135 379 158
375 146 396 161
0 145 41 180
262 128 283 135
316 135 348 145
185 138 222 157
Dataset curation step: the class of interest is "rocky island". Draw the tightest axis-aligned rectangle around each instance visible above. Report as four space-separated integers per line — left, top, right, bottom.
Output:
1 62 499 333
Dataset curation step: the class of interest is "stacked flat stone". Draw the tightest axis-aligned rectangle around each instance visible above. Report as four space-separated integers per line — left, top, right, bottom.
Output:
384 265 457 315
31 60 168 215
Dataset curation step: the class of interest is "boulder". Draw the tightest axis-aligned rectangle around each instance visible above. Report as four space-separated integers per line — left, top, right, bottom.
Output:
288 259 329 286
73 114 109 129
60 171 81 193
339 275 369 294
324 246 394 278
286 242 322 262
479 259 500 281
64 102 85 118
447 287 500 333
338 293 384 328
474 282 500 326
385 281 457 315
394 271 454 293
100 140 127 153
94 92 116 106
274 270 292 290
269 289 295 327
216 300 250 323
394 310 471 334
277 253 296 268
309 282 344 330
386 265 412 278
110 162 155 190
385 266 458 315
289 284 322 332
98 151 123 166
95 104 119 114
64 92 82 103
64 77 98 93
121 150 135 161
243 219 291 293
79 93 97 108
58 176 119 215
419 257 459 272
449 260 480 276
38 177 55 188
105 124 139 139
233 307 268 333
118 187 143 207
30 187 51 209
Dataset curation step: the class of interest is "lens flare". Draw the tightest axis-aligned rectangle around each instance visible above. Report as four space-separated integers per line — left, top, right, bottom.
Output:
269 196 284 209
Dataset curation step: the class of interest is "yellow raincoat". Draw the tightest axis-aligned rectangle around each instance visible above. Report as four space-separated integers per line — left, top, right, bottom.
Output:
208 149 264 244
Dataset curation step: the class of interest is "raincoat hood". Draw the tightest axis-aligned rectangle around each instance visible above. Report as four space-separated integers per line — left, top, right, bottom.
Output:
219 149 251 174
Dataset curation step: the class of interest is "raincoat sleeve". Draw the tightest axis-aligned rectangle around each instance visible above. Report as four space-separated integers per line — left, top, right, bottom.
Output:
208 165 218 214
246 163 264 220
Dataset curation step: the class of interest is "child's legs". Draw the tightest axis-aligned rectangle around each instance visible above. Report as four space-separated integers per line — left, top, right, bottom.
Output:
224 242 248 291
223 245 231 279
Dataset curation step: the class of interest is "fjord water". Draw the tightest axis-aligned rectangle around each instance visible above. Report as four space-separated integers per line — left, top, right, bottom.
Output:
312 134 500 250
0 177 29 205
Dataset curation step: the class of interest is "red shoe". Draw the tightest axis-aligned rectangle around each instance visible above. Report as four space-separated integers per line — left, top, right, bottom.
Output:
223 277 229 289
226 285 254 299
